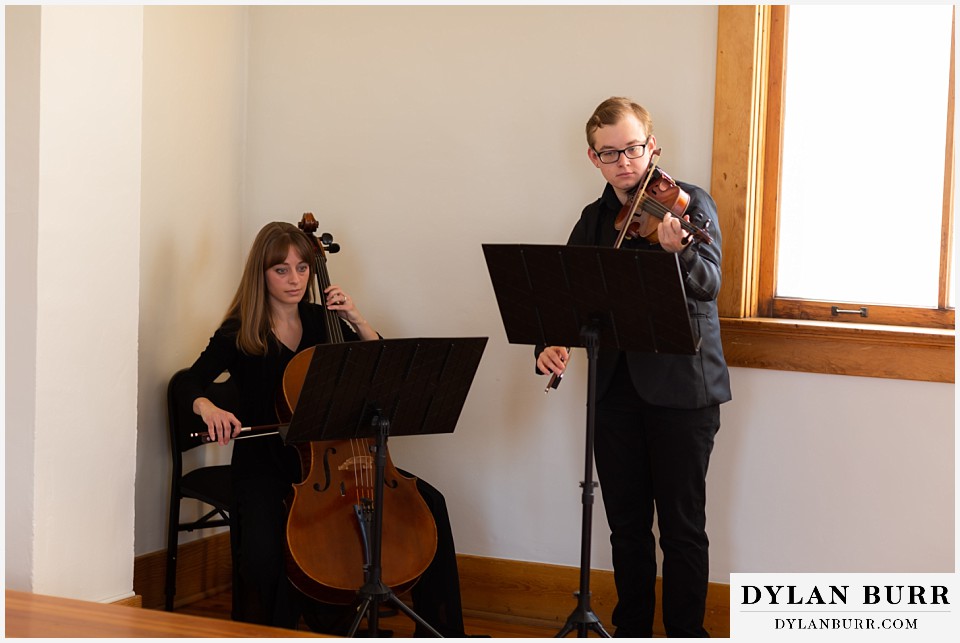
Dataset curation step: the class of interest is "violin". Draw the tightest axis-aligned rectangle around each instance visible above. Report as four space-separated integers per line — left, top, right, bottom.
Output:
613 149 713 248
280 213 437 604
545 150 712 393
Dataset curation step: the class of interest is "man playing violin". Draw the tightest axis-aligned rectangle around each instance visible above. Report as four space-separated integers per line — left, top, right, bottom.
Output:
536 97 731 638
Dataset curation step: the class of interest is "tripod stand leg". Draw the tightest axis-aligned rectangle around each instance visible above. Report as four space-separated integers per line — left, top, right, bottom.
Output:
386 592 443 637
347 596 374 638
557 621 611 639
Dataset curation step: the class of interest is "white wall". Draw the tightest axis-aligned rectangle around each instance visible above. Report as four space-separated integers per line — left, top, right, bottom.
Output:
714 368 953 574
135 4 248 556
5 5 144 601
5 4 42 590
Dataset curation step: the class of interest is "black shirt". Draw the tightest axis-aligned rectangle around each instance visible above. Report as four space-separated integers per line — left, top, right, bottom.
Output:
182 302 362 481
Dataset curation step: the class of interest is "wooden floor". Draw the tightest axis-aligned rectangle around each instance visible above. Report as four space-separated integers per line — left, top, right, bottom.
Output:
5 590 324 638
178 588 581 637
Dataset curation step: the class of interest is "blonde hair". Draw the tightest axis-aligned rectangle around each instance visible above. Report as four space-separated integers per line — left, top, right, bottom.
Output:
585 97 654 149
224 222 316 355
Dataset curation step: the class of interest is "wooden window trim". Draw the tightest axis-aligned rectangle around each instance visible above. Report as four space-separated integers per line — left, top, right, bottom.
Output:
711 5 955 383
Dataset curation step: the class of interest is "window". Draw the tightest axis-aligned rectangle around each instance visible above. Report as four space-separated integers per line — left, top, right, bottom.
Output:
711 6 955 382
768 5 954 327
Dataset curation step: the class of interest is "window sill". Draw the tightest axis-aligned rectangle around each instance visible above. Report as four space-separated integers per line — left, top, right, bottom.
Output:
719 317 955 383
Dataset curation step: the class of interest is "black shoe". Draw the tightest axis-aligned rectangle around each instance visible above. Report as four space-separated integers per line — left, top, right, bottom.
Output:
301 603 355 636
354 627 395 638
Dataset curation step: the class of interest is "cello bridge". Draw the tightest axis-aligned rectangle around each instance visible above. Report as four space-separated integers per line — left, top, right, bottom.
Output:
338 455 373 472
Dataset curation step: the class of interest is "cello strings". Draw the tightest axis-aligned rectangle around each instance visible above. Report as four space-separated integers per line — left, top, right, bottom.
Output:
316 254 345 344
361 439 371 499
350 438 363 505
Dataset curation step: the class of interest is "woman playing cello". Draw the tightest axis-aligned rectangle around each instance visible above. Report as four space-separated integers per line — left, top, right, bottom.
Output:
180 221 468 635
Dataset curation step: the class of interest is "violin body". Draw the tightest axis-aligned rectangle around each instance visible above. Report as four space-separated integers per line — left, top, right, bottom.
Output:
614 163 712 246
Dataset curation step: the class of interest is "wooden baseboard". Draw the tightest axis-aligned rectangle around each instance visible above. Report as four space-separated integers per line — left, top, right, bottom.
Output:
111 594 143 608
134 531 233 610
134 534 729 637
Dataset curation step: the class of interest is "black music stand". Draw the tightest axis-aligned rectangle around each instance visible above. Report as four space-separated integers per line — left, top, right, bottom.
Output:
482 244 698 638
279 337 487 638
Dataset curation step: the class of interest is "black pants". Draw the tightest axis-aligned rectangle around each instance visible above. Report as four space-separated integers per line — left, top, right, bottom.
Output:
594 361 720 638
403 473 466 637
231 472 465 636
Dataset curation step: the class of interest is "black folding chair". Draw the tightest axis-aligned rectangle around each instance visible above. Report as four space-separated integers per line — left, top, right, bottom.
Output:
164 368 238 613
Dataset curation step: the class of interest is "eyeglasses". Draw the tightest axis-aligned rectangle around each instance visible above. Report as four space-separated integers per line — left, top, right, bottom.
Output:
594 138 649 164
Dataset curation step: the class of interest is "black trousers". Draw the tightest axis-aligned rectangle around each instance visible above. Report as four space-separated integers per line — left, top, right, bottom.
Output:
593 359 720 638
231 471 465 636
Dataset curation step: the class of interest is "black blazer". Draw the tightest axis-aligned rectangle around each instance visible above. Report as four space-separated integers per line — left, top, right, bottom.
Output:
538 181 732 410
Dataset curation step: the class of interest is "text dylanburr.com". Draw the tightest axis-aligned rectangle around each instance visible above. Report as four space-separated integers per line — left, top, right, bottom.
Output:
730 573 957 640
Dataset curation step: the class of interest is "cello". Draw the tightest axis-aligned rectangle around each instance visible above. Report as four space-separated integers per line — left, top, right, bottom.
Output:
279 213 438 605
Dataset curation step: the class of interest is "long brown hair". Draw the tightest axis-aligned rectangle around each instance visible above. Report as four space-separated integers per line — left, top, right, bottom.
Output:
224 222 316 355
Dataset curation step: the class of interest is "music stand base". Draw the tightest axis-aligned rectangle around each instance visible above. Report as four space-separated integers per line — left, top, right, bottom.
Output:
347 582 442 638
556 595 611 638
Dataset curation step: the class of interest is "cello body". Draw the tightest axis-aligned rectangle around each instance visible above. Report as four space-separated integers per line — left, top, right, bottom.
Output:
285 436 438 604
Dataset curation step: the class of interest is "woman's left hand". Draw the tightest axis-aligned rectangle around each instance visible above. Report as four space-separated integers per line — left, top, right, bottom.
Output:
324 284 360 321
324 285 378 340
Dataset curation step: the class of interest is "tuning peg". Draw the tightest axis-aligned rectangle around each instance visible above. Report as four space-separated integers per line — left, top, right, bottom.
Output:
320 232 341 253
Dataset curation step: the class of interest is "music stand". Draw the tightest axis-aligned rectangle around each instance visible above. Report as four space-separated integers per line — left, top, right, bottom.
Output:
482 244 698 638
279 337 487 638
